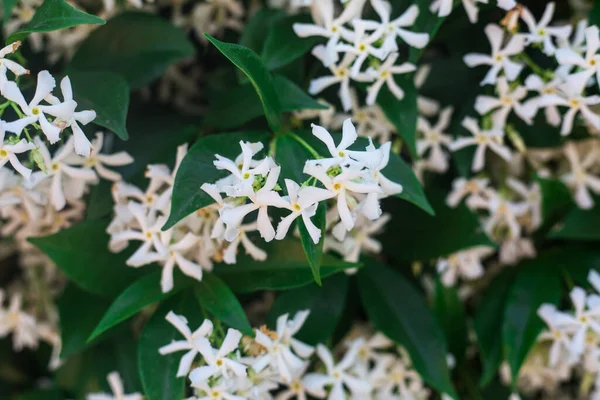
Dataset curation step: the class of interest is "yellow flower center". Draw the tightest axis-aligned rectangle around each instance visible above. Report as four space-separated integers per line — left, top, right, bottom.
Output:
31 107 40 115
51 163 59 171
333 183 342 191
292 203 301 212
243 172 250 179
0 149 7 158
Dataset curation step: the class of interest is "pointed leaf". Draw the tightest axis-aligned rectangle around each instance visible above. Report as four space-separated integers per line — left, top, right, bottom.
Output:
298 201 327 285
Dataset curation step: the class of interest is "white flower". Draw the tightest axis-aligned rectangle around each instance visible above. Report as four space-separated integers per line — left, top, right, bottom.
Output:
469 191 528 238
555 25 600 86
359 53 416 105
363 2 429 54
474 77 534 127
552 287 600 356
189 380 245 400
0 41 28 94
430 0 487 23
312 118 358 161
275 179 333 243
3 70 77 143
86 371 143 400
464 24 526 85
506 177 541 230
0 291 38 351
220 165 288 242
213 141 272 197
537 304 575 367
326 213 390 263
449 117 511 172
304 340 371 399
561 142 600 209
222 222 267 264
447 177 490 208
159 313 214 377
523 74 563 127
333 21 386 77
35 137 97 210
520 3 572 56
292 0 365 66
0 120 36 179
190 328 247 382
415 65 441 116
537 72 600 135
349 140 403 197
309 49 356 111
437 247 493 286
71 132 134 182
155 230 203 293
417 106 453 172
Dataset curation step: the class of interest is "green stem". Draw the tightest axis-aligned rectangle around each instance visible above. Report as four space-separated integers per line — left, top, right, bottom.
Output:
287 132 321 160
517 53 554 80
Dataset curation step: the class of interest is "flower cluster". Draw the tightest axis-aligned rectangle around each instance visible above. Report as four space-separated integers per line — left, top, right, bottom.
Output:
157 310 437 400
200 119 401 266
293 0 429 111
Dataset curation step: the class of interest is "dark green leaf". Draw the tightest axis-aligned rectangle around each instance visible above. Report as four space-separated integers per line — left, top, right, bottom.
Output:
206 34 283 132
474 270 515 387
380 192 493 262
267 273 349 345
194 273 253 336
275 75 328 111
58 284 112 358
7 0 104 44
138 292 201 400
503 257 562 387
274 134 312 183
239 8 284 54
70 70 130 140
2 0 18 25
29 219 144 298
214 239 359 293
432 279 468 362
376 75 418 157
549 203 600 241
70 12 194 89
358 260 457 397
538 176 572 227
88 270 193 342
261 14 321 71
299 201 327 285
163 131 271 230
15 388 63 400
591 1 600 27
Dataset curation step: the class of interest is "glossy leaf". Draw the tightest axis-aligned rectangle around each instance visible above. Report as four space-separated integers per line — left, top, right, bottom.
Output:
138 292 201 400
473 270 515 387
70 12 194 89
239 8 284 54
29 219 144 298
267 273 349 345
274 134 312 183
69 70 130 140
7 0 104 44
358 260 457 398
163 131 271 230
299 202 327 285
502 257 562 387
3 0 18 25
206 34 283 132
432 279 468 362
214 239 359 293
88 270 193 342
58 284 112 359
380 192 493 262
376 75 418 157
261 14 321 71
549 203 600 241
538 177 572 229
194 273 253 336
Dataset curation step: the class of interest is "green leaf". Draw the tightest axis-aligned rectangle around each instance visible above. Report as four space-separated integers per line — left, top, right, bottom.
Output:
214 239 359 293
380 192 493 262
58 284 112 359
2 0 18 25
376 75 418 157
432 279 468 362
474 270 515 387
70 12 194 89
549 203 600 241
591 1 600 27
299 201 327 285
274 134 312 183
267 273 349 345
206 34 283 133
204 75 325 130
29 219 144 298
408 2 446 63
138 292 201 400
538 176 572 228
7 0 104 44
239 8 284 54
69 70 130 140
163 131 271 230
502 257 562 387
261 14 321 71
88 270 193 342
194 273 253 336
358 260 457 398
15 388 63 400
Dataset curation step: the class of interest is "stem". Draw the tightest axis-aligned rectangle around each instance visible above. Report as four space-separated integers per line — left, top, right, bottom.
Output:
9 102 33 142
517 53 554 80
287 132 321 159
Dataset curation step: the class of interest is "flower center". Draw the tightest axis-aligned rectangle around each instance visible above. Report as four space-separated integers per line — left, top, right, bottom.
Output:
216 359 223 366
292 203 301 212
145 231 152 239
358 43 366 52
569 99 581 108
31 107 40 115
0 149 7 158
336 69 346 78
51 163 59 171
333 183 342 191
494 54 503 62
243 172 251 179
